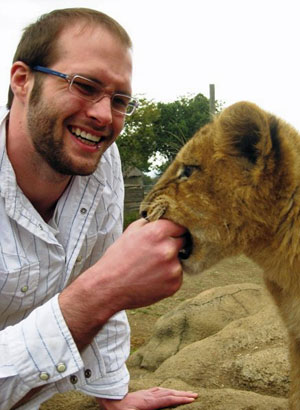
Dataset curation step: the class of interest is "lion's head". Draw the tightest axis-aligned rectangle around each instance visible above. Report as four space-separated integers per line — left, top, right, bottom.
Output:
141 101 298 274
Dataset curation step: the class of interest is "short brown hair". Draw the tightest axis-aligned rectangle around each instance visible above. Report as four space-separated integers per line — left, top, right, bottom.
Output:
7 7 132 108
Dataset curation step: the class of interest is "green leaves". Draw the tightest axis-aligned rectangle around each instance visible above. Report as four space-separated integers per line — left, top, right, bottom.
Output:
117 93 219 175
117 96 160 173
153 93 211 168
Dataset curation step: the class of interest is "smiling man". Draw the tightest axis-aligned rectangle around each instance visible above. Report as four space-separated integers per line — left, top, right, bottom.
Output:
0 8 197 410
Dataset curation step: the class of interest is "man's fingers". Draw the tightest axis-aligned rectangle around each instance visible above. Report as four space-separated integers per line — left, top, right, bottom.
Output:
126 218 149 231
143 219 187 240
121 388 198 410
149 387 198 398
156 219 187 237
147 387 198 407
127 217 187 238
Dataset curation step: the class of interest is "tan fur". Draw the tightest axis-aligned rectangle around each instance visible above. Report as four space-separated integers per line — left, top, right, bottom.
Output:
141 101 300 409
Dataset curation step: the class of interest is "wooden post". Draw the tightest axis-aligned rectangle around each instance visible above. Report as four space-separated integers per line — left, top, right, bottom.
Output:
209 84 215 117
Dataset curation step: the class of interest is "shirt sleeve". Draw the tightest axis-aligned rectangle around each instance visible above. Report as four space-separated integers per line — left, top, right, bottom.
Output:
0 295 130 409
0 295 84 409
71 310 130 399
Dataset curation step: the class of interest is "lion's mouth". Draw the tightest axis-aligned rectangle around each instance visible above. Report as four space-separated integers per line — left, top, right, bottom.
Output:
178 230 193 260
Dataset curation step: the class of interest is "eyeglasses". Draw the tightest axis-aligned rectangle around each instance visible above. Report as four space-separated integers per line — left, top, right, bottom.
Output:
31 65 138 116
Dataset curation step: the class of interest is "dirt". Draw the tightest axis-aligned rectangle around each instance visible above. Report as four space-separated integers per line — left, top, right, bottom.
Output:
127 255 265 352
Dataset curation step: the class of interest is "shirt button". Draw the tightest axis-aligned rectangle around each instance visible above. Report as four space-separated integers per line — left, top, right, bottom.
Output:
84 369 92 378
80 207 87 214
70 375 78 384
56 363 67 373
38 224 43 230
21 285 29 293
76 255 82 263
39 372 50 381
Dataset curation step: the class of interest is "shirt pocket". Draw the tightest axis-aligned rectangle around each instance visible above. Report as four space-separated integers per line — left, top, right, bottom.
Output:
0 261 40 315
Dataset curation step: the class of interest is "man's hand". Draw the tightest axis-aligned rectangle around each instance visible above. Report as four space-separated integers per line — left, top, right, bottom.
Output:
97 218 186 310
59 219 186 350
98 387 198 410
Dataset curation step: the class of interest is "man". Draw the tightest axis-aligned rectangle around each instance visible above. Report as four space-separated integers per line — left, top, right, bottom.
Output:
0 8 198 410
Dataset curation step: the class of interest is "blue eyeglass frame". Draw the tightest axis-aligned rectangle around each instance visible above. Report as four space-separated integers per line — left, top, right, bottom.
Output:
31 65 139 115
32 65 71 81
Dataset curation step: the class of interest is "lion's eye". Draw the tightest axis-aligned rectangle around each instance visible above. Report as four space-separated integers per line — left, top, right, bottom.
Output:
180 165 197 179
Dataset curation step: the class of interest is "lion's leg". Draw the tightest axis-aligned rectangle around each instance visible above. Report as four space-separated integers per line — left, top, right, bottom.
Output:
289 338 300 409
265 279 300 409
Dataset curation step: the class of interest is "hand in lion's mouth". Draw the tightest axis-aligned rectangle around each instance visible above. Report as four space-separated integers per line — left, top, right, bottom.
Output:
140 209 193 260
178 230 193 260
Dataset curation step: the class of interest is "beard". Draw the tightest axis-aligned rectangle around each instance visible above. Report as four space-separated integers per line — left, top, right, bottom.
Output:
27 81 101 176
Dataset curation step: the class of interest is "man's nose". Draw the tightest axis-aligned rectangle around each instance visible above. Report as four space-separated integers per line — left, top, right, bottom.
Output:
86 95 113 124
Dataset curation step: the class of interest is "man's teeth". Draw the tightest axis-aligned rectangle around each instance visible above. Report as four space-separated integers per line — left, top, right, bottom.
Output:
71 127 101 144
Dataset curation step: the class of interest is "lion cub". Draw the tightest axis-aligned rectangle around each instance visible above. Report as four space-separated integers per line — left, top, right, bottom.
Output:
141 101 300 409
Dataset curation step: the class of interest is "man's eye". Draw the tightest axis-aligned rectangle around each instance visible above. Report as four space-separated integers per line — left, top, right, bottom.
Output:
72 80 98 96
113 96 128 108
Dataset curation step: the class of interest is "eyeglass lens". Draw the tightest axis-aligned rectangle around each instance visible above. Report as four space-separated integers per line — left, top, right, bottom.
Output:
70 76 136 115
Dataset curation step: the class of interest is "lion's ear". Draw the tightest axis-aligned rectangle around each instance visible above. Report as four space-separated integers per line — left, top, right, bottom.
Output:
216 101 277 165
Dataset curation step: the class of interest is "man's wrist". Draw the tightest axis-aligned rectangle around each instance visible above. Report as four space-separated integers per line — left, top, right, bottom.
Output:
96 397 123 410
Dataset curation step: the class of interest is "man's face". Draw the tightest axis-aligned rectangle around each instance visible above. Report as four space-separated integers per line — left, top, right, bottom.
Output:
26 23 133 176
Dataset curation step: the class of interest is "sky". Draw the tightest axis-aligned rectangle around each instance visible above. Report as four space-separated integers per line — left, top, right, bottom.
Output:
1 0 300 130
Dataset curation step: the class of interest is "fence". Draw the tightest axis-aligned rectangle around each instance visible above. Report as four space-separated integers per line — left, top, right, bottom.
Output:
124 184 154 213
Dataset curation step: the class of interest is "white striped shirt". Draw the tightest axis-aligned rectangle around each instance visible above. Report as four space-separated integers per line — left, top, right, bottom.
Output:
0 107 130 409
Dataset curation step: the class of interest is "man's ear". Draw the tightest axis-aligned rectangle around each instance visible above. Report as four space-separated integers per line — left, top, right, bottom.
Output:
10 62 33 104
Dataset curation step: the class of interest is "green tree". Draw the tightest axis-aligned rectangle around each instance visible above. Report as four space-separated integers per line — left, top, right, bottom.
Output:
153 93 211 170
116 96 160 173
117 93 222 175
